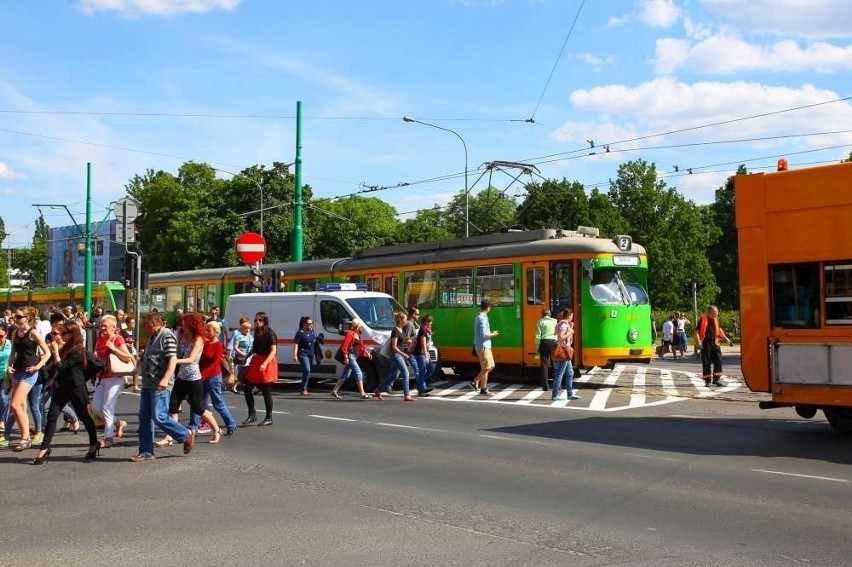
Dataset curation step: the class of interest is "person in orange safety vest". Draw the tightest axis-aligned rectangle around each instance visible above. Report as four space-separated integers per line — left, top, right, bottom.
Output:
695 305 734 387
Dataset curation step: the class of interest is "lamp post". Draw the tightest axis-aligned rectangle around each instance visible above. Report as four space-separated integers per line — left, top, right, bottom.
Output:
403 116 470 237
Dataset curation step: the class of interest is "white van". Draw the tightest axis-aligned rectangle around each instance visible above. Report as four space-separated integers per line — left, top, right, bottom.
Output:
224 284 437 389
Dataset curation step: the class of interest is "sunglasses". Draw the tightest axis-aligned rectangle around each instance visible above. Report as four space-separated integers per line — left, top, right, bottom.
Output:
14 314 25 320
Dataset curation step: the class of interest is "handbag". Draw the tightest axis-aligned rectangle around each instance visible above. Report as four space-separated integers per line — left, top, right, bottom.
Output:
334 346 347 364
108 351 137 376
233 351 247 366
551 343 574 361
221 354 236 385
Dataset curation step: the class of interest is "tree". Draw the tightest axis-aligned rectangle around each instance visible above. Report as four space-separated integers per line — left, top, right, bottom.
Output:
14 215 49 287
308 196 400 258
586 188 627 237
706 165 746 310
444 186 517 237
607 159 718 311
397 206 454 243
516 178 590 230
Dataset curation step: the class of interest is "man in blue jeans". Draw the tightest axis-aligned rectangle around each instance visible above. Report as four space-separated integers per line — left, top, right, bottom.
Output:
131 313 195 462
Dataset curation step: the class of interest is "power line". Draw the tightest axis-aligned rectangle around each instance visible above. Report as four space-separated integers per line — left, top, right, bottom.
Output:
529 0 587 121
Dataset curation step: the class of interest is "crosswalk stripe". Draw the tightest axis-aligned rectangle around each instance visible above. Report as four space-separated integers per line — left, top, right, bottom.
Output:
588 366 624 411
490 385 520 400
517 388 547 405
432 381 469 397
629 367 646 408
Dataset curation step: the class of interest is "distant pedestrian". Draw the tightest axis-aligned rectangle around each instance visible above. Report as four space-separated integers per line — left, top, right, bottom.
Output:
659 314 676 359
330 319 373 400
472 298 498 396
535 308 557 392
293 315 317 396
551 308 579 401
241 311 277 426
412 314 433 396
695 305 734 387
675 311 690 358
228 316 253 394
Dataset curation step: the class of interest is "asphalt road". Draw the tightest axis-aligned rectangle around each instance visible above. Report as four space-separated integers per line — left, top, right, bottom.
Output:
3 357 850 567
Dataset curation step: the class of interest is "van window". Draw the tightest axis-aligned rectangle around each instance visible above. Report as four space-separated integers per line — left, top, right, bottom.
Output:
320 300 351 335
346 296 402 331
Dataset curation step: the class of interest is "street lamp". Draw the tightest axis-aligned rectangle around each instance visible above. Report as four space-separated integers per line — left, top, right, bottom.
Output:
403 116 470 237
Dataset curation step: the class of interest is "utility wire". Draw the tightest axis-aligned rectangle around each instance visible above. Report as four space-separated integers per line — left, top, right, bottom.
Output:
529 0 586 121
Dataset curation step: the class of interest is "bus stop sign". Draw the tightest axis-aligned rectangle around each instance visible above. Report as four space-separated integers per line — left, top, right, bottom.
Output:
235 232 266 264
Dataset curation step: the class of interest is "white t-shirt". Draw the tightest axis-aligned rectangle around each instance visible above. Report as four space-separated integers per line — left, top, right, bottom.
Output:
662 320 674 341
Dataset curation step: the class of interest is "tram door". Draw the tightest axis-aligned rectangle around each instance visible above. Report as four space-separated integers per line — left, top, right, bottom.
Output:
186 285 206 313
549 261 577 364
521 262 549 367
364 272 400 303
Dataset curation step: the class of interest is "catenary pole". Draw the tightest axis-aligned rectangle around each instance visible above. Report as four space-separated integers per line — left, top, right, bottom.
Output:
291 100 304 262
83 162 93 315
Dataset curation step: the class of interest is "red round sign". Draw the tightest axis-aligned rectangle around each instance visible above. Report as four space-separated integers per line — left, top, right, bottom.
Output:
235 232 266 264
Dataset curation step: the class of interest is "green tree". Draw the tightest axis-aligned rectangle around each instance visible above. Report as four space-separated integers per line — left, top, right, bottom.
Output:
14 215 49 287
586 188 627 237
706 165 746 310
397 206 454 243
308 196 400 258
516 178 590 230
607 159 718 311
444 186 517 237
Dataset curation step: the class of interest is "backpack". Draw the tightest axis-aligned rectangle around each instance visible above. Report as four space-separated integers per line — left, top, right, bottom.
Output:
83 350 105 382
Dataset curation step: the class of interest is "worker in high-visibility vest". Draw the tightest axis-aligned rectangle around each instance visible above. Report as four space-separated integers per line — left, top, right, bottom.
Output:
695 305 734 387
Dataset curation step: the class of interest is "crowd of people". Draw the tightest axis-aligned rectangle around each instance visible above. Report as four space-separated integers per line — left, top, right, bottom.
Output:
0 301 444 465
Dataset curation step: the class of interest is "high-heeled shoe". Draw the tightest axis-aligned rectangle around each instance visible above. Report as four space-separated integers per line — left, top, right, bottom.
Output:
32 448 52 465
85 444 100 460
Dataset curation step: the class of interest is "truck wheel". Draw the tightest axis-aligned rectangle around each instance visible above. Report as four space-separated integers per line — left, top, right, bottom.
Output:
824 408 852 434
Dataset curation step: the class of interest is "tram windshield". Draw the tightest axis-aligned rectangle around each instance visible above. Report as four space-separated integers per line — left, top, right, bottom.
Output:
590 269 649 305
346 296 404 331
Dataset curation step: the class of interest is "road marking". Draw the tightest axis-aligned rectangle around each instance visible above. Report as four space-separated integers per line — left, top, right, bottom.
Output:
750 469 849 483
432 381 470 397
376 422 419 429
309 415 358 422
629 367 646 408
517 388 546 405
588 366 623 411
490 384 520 400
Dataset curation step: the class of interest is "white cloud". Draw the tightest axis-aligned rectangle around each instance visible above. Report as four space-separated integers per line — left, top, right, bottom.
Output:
577 52 616 70
700 0 852 40
640 0 682 28
0 162 24 180
654 33 852 74
76 0 241 17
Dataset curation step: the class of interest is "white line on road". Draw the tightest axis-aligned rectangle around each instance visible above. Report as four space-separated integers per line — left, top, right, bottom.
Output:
517 388 546 405
309 415 358 422
629 367 646 408
588 367 623 411
376 422 419 430
490 384 520 400
750 469 849 483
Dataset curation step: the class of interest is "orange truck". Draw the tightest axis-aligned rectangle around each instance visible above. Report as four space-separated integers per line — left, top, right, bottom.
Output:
736 160 852 433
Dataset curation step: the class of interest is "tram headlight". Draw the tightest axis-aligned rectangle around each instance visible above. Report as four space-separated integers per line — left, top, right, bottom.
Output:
627 328 639 343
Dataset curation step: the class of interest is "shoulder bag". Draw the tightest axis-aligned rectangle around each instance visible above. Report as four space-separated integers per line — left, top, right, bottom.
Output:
108 351 137 376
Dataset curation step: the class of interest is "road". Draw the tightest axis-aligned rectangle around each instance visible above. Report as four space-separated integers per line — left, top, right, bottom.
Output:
3 351 850 567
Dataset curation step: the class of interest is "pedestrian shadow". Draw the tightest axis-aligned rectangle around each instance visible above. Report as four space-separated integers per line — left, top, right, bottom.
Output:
486 415 852 465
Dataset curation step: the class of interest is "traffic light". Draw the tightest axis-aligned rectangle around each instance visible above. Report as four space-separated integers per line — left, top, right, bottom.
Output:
123 253 135 287
250 265 264 290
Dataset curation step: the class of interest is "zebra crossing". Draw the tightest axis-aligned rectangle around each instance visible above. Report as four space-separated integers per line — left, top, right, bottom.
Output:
421 365 743 412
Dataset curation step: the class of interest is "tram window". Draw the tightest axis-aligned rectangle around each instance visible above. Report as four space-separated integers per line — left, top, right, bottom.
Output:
319 300 351 335
590 269 626 305
526 267 545 306
166 286 183 313
206 285 217 311
345 275 360 283
549 262 573 313
295 279 318 291
439 267 474 308
620 270 649 304
186 287 196 312
770 263 819 328
404 270 437 309
149 287 167 312
476 264 514 306
367 277 380 292
384 276 398 300
824 262 852 325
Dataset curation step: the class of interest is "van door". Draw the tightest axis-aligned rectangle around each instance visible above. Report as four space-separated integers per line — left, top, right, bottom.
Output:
315 298 352 379
521 263 548 367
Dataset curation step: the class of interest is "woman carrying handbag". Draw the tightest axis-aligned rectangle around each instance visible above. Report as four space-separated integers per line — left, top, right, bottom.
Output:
93 315 133 447
551 308 580 402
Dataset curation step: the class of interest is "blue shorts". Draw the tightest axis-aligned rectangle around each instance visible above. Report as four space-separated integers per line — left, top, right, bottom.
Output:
12 370 39 387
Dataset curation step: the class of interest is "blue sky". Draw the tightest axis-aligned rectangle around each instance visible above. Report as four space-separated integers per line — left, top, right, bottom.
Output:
2 0 851 246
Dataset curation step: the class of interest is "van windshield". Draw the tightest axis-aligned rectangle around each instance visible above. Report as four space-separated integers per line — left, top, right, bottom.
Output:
346 296 403 331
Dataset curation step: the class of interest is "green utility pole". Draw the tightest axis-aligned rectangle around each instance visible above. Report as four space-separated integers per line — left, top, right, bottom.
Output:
83 162 93 315
291 100 304 262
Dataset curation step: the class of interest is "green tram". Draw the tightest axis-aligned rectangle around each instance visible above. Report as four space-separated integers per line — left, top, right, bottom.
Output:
145 228 652 375
1 282 126 316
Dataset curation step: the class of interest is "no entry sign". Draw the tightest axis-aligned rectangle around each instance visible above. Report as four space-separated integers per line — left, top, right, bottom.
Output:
235 232 266 264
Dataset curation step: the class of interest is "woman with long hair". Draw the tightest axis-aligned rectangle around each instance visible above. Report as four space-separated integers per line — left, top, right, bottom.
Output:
93 314 133 448
330 319 374 400
1 308 51 451
157 313 220 445
31 321 100 464
376 312 415 402
241 311 277 427
188 320 237 439
412 313 434 396
552 308 579 402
